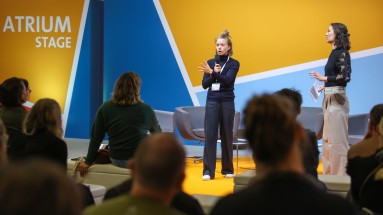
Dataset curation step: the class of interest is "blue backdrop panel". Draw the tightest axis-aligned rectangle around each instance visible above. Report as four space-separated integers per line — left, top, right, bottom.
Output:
66 10 91 138
197 54 383 116
103 0 193 111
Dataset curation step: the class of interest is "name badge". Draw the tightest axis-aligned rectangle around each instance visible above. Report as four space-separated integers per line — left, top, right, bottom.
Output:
212 83 220 91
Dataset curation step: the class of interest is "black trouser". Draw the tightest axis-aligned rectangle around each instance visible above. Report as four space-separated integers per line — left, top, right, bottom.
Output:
203 100 234 178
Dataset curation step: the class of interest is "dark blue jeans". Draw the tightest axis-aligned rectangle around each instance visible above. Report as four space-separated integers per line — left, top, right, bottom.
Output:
203 100 234 178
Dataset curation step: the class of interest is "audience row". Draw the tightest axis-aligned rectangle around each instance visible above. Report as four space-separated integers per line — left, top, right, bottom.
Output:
1 74 383 214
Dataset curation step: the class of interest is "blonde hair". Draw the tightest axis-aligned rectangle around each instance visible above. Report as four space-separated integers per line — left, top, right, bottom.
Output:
111 72 142 105
0 119 8 165
23 98 63 137
215 29 233 56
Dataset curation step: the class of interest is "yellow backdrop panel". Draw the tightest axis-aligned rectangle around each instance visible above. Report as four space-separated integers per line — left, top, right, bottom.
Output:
160 0 383 86
0 0 85 111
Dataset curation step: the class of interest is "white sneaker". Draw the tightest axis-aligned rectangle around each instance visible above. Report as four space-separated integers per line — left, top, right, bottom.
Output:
202 175 211 181
224 174 234 178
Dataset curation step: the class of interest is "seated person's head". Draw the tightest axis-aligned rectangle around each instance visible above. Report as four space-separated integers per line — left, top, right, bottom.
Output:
274 88 302 118
0 119 8 164
111 72 142 105
0 159 82 215
380 116 383 136
20 78 31 102
366 104 383 139
0 77 26 107
23 98 63 137
131 133 186 194
244 94 305 173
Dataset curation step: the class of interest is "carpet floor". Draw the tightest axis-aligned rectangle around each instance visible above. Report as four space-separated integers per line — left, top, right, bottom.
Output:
183 156 324 196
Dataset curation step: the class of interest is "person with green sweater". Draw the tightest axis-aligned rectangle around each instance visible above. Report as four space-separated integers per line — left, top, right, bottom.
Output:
77 72 161 174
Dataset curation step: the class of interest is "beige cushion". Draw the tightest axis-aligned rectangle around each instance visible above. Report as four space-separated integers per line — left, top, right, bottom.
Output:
67 160 131 189
234 170 255 185
318 174 350 194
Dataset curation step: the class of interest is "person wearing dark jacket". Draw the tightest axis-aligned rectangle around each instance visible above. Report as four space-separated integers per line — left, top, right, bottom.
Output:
198 29 240 180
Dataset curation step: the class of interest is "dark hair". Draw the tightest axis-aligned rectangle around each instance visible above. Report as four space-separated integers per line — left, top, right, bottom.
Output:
215 29 233 56
244 94 298 165
0 119 8 164
0 159 82 215
0 77 25 107
134 133 185 191
20 79 29 90
23 98 63 137
111 72 142 105
331 23 351 50
369 104 383 129
274 88 302 117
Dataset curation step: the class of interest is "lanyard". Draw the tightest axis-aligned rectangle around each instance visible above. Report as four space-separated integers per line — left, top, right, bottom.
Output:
215 57 230 83
220 57 230 73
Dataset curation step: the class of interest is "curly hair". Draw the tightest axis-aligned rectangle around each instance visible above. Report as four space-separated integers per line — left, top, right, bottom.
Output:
215 29 233 56
111 72 142 106
23 98 63 138
331 23 351 50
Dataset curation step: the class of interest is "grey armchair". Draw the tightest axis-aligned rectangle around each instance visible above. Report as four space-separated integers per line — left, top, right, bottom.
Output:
297 107 324 140
175 106 241 163
348 113 369 145
154 110 175 133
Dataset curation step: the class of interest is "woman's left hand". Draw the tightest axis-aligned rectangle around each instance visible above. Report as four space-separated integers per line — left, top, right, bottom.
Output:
309 71 326 82
198 61 213 75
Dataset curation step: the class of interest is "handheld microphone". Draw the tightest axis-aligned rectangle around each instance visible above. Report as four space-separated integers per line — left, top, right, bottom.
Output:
215 54 220 64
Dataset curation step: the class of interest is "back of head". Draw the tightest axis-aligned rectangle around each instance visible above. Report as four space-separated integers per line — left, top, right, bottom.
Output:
0 77 25 107
134 133 186 191
0 159 82 215
380 115 383 136
369 104 383 130
24 98 63 137
216 29 233 56
274 88 302 118
0 119 8 164
111 72 142 105
244 94 298 166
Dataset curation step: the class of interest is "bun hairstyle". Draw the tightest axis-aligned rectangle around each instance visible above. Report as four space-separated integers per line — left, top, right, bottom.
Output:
216 29 233 56
331 23 351 50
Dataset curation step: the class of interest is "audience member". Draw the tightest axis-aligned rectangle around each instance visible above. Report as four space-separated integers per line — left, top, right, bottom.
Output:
104 179 204 215
84 133 185 215
0 159 82 215
21 98 95 207
354 116 383 214
347 104 383 209
22 98 67 169
20 78 33 111
211 94 358 215
77 72 161 174
0 77 27 159
0 119 8 164
275 88 321 179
